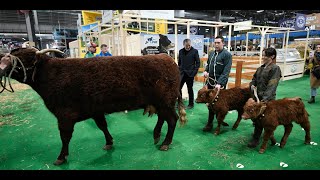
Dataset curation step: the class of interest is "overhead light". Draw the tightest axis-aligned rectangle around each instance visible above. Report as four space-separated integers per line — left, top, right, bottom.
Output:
205 29 209 31
257 10 264 13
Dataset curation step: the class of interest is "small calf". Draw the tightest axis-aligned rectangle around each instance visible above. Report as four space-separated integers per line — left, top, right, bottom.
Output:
196 86 251 135
242 97 311 153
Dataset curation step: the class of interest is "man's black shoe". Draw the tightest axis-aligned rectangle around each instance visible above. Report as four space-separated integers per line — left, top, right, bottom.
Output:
186 104 194 109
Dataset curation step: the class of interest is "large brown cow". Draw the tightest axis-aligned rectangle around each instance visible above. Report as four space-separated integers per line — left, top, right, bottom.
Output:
242 97 311 153
0 48 186 165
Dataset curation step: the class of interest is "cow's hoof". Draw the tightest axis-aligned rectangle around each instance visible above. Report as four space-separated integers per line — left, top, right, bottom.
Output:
53 159 66 166
232 126 238 130
280 144 285 148
202 126 212 132
304 141 311 145
214 131 220 135
222 122 229 126
154 137 160 144
103 145 113 150
247 140 259 148
160 145 169 151
258 149 265 154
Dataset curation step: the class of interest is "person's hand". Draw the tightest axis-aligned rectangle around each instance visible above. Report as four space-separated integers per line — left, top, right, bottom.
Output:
0 55 11 70
203 71 209 78
215 84 221 90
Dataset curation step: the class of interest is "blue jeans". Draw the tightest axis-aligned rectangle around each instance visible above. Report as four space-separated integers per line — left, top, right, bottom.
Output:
311 88 317 97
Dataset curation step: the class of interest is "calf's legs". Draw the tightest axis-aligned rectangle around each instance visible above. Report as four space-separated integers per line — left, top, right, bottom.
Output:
259 127 276 154
203 108 215 132
232 109 243 130
280 123 293 148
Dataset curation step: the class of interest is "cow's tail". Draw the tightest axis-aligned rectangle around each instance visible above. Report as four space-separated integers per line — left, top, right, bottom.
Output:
177 93 187 126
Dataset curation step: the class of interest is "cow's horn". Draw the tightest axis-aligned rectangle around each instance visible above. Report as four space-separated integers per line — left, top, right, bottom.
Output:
36 49 64 55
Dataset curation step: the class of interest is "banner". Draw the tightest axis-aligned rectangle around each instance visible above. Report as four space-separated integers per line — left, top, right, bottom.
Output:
155 19 167 34
102 10 113 24
295 14 306 30
81 22 99 33
140 10 174 20
140 34 204 58
234 20 252 31
82 11 102 25
306 13 320 30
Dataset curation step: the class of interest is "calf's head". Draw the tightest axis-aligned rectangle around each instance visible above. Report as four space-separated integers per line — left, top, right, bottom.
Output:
196 86 219 103
241 98 267 119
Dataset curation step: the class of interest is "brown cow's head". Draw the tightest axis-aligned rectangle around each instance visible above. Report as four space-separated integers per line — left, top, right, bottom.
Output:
242 98 267 119
0 48 64 84
196 86 218 103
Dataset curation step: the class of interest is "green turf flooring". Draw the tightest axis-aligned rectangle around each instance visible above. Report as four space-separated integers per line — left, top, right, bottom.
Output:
0 75 319 170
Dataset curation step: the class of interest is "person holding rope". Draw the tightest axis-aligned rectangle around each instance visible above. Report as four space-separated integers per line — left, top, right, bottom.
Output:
203 35 232 90
247 47 282 148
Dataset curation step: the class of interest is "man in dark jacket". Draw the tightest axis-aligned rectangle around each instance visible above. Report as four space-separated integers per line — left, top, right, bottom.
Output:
203 35 232 90
178 38 200 109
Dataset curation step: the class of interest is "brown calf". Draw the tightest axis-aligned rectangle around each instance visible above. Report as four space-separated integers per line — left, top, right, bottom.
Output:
242 97 311 153
196 86 251 135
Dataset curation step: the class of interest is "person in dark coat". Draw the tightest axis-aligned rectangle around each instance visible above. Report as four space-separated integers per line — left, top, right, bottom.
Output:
308 44 320 104
178 39 200 109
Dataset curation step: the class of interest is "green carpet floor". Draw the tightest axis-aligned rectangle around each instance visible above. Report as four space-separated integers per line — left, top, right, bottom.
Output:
0 75 319 170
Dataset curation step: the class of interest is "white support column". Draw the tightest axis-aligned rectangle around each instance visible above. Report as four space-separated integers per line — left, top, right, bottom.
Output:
282 32 286 49
117 27 120 56
228 25 232 52
214 27 218 37
138 17 142 35
111 19 115 55
147 18 149 34
119 15 125 55
187 21 190 38
304 30 310 60
284 30 290 69
245 32 249 56
174 23 178 64
266 34 269 48
234 36 237 52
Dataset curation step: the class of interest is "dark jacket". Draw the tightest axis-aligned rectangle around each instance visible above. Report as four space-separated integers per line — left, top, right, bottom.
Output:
0 69 4 77
178 47 200 78
250 63 282 101
205 49 232 87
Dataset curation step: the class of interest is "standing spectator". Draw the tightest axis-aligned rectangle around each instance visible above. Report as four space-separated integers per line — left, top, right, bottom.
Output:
308 44 320 104
96 44 112 57
247 47 282 148
178 38 200 109
203 35 232 90
84 42 97 58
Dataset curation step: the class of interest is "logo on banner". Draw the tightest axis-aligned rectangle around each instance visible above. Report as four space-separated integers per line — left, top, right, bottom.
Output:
190 27 198 35
296 15 306 29
144 36 159 46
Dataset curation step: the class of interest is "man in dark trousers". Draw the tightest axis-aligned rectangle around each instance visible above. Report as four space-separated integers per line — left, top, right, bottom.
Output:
178 38 200 109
